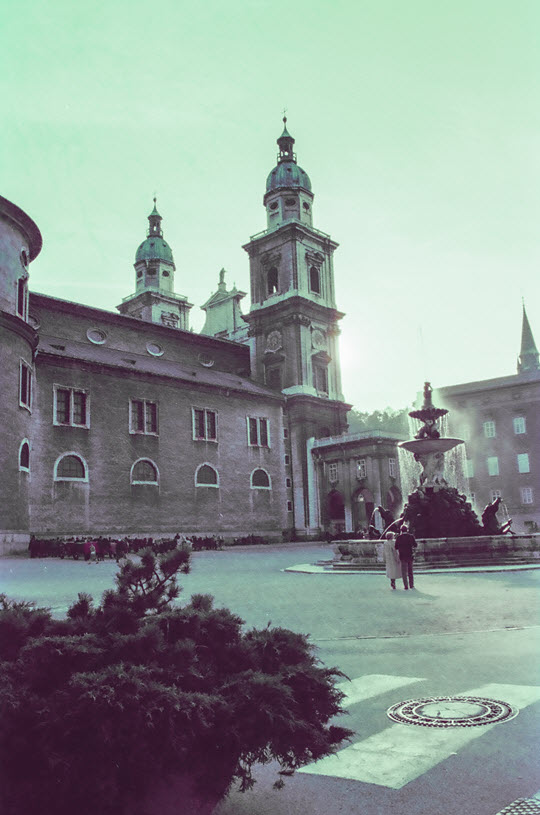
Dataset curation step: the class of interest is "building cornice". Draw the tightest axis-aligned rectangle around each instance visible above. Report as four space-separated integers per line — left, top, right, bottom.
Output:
243 220 339 254
0 310 38 351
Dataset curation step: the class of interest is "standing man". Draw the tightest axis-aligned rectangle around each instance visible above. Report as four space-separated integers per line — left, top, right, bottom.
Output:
395 523 417 590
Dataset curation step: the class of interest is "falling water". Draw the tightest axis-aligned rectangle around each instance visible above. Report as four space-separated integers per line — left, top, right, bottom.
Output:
399 413 469 498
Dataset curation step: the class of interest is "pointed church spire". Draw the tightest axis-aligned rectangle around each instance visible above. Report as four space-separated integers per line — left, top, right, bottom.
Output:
518 302 539 373
277 116 297 163
147 197 163 237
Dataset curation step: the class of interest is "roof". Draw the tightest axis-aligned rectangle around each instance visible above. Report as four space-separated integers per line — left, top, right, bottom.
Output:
135 235 174 264
36 333 283 402
265 161 312 194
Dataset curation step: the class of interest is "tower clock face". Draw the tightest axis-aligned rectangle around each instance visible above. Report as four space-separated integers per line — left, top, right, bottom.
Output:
265 330 282 352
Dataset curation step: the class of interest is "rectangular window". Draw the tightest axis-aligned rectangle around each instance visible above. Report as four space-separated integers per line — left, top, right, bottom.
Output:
54 386 89 427
286 477 291 488
19 360 32 410
491 489 502 501
314 366 329 394
357 458 367 479
521 487 533 504
284 454 290 466
487 456 499 476
328 463 338 483
17 278 28 320
247 417 270 447
513 417 526 435
464 459 474 478
388 458 397 478
287 500 293 512
517 453 530 474
192 408 217 441
129 399 157 435
283 428 288 439
483 421 496 438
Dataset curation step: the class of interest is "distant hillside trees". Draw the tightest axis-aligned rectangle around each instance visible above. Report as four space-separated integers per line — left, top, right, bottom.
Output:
347 407 409 435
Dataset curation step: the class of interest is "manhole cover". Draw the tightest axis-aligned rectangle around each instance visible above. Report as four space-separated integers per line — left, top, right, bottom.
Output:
387 696 518 728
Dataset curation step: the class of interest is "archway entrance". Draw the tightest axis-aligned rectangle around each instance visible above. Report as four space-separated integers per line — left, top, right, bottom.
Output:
327 489 345 535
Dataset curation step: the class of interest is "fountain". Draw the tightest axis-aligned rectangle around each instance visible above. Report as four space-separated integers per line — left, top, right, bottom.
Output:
331 382 540 571
397 382 483 539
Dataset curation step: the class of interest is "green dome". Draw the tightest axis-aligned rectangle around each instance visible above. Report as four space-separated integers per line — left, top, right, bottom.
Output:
135 236 174 264
266 160 312 194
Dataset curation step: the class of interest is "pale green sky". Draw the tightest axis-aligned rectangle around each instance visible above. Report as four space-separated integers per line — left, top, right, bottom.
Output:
2 0 539 411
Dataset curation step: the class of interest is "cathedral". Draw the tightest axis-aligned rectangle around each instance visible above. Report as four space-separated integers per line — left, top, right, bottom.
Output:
0 121 405 551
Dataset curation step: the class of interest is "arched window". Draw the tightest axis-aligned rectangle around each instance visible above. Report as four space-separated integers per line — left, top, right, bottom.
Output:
19 440 30 471
131 459 159 484
309 266 320 294
251 468 271 489
267 267 278 295
196 464 219 487
55 454 87 481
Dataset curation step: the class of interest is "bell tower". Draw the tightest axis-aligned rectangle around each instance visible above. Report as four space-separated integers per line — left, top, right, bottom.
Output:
117 200 192 329
243 120 350 535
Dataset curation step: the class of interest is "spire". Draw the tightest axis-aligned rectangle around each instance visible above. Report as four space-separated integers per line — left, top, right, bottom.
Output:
147 197 163 238
277 116 296 164
518 302 539 373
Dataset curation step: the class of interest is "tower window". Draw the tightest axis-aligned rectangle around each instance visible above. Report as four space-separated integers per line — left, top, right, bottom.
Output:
269 201 278 211
267 267 278 295
285 197 296 207
314 365 328 394
19 440 30 471
17 278 28 320
309 266 321 294
19 361 32 410
162 271 170 277
137 269 143 278
266 367 282 390
302 202 310 212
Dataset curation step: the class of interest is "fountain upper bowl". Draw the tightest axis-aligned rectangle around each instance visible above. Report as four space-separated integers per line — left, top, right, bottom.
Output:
398 437 464 455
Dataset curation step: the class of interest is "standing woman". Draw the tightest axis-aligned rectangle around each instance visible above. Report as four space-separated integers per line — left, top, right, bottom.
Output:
383 531 401 590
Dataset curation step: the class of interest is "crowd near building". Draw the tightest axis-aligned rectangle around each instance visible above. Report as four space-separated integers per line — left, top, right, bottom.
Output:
1 122 538 551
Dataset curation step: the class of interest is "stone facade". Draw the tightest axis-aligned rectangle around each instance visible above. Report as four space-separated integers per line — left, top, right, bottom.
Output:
435 358 540 534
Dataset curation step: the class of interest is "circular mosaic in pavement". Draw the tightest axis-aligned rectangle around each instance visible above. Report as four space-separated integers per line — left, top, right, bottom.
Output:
387 696 518 728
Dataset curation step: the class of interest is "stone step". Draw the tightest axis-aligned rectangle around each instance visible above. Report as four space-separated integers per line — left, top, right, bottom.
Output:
330 557 539 571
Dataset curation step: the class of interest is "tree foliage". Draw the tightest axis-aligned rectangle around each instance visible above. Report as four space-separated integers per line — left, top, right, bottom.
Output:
0 549 352 815
347 407 409 435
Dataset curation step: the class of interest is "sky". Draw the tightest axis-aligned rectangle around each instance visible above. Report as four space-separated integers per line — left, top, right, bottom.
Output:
2 0 539 412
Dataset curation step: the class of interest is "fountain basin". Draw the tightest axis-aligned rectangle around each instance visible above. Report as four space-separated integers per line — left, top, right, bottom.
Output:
332 535 540 570
398 438 464 455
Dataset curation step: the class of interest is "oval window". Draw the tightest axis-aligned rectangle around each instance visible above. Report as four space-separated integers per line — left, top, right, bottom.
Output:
87 328 106 345
302 202 310 212
198 353 215 368
269 201 278 211
146 342 164 357
285 197 296 206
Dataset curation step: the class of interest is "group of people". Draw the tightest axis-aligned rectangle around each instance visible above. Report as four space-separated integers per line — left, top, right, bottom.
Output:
383 524 417 590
